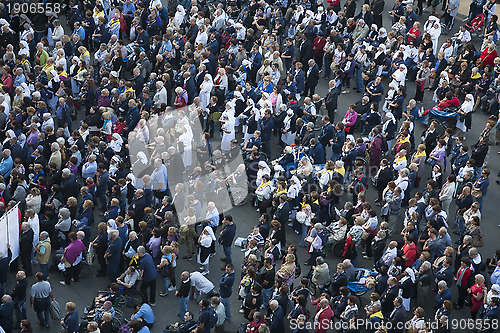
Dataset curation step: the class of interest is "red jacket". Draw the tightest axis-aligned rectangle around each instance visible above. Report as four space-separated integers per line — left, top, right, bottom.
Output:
314 305 334 333
455 266 471 287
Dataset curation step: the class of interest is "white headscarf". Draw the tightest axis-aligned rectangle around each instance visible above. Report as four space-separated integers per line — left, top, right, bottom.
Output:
383 112 396 133
109 133 124 152
461 94 474 113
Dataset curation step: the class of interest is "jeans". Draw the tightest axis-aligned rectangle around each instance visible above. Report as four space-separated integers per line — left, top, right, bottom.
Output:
223 246 232 264
262 287 272 307
298 224 309 247
355 67 364 92
34 297 50 327
14 299 26 326
162 277 170 294
178 296 189 318
324 55 332 78
220 297 231 321
39 263 49 280
330 152 341 163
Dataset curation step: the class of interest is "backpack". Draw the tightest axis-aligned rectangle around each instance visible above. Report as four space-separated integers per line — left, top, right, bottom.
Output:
206 308 218 329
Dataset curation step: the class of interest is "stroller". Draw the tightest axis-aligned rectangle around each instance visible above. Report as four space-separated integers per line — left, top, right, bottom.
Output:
465 13 485 35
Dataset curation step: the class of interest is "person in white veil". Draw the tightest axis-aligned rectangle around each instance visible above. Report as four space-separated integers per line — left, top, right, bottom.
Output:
241 99 259 142
199 73 213 110
382 112 397 148
48 69 60 113
220 113 235 152
173 5 186 29
456 94 474 135
178 124 193 167
19 41 30 58
132 151 149 177
256 160 271 187
424 16 441 55
197 225 215 275
3 130 15 146
107 219 118 234
281 109 296 146
107 133 124 153
399 267 416 311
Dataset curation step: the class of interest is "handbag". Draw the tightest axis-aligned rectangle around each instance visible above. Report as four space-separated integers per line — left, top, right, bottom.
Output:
159 264 172 278
50 299 61 320
471 233 484 247
471 188 483 198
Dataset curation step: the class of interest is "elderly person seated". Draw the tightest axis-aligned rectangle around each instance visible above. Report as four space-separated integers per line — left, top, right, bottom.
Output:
311 257 330 288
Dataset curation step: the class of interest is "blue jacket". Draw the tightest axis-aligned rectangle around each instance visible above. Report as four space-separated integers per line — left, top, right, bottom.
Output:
220 223 236 247
63 310 79 333
259 116 274 143
270 305 284 333
309 143 325 164
219 271 235 298
0 156 13 178
331 130 345 154
435 287 452 308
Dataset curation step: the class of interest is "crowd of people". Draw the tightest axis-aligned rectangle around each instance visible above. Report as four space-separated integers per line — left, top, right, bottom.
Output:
0 0 500 332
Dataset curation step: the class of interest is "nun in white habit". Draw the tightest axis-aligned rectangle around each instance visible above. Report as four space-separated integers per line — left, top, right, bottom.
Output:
199 74 213 110
281 109 296 146
456 94 474 134
424 16 441 55
172 5 186 29
48 69 60 113
197 225 215 274
178 124 194 167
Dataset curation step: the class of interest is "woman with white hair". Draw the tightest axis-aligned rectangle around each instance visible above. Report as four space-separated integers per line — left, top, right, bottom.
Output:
135 119 150 144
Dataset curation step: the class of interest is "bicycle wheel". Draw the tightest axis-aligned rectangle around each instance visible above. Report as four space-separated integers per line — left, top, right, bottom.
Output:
125 290 144 307
114 309 124 323
230 187 248 206
332 240 346 258
79 261 92 278
114 295 126 309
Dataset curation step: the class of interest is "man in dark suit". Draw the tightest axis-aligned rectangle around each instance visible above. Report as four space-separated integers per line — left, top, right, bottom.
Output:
269 300 284 333
131 189 147 225
330 263 348 297
304 59 320 97
0 294 14 333
375 159 394 202
273 195 291 228
298 34 313 70
301 122 315 147
317 116 334 150
389 297 406 333
132 67 145 97
183 72 196 104
19 224 34 276
60 168 79 202
380 277 399 318
434 257 454 288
